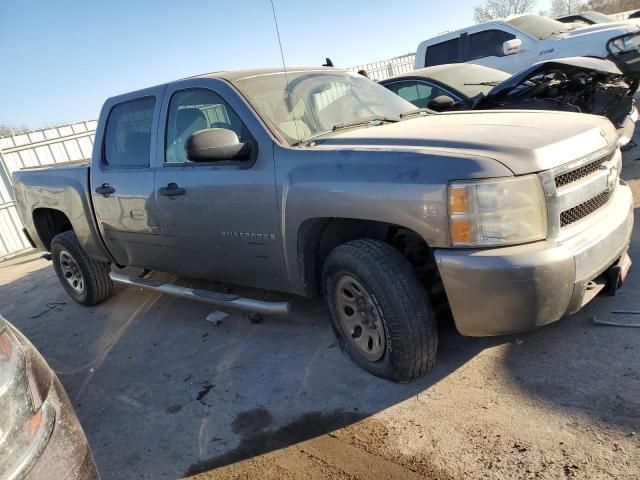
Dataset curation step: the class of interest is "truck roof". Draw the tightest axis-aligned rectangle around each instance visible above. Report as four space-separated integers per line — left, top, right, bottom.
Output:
107 66 341 103
193 66 339 82
418 19 512 46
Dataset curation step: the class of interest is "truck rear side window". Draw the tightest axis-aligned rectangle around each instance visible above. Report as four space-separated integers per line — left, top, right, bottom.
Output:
103 97 155 167
425 38 460 67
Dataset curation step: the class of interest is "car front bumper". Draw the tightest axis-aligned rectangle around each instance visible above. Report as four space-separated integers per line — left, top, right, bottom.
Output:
24 377 100 480
617 103 638 147
434 182 634 337
8 320 100 480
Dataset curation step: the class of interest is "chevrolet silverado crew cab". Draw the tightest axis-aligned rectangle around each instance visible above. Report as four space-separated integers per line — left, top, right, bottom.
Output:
12 67 634 382
415 14 640 73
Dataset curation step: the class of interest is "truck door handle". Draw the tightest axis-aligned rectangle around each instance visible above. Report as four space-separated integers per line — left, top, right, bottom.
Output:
95 183 115 196
159 182 186 196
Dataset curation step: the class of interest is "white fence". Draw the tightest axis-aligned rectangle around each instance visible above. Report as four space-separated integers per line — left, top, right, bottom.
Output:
350 53 416 81
0 121 97 260
611 10 638 20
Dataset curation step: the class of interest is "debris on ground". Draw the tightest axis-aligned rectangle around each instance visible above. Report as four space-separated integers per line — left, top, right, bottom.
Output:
206 311 229 326
29 302 66 319
592 316 640 328
196 382 214 406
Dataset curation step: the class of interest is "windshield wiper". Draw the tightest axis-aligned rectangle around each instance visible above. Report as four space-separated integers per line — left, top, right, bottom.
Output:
296 116 399 146
331 116 400 131
464 81 502 86
541 30 569 40
399 108 436 119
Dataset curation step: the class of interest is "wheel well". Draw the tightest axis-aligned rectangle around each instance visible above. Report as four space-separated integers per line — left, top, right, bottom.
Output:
298 218 442 297
32 208 73 250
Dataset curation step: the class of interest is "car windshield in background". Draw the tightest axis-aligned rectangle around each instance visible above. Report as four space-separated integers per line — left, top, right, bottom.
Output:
507 15 571 39
234 70 415 145
581 11 614 23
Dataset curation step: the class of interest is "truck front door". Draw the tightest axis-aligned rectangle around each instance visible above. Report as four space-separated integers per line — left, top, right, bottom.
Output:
152 79 286 291
464 28 529 73
90 88 165 269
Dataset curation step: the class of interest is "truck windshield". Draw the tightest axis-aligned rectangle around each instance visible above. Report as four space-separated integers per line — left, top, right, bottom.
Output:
581 11 614 23
506 15 571 40
234 70 415 145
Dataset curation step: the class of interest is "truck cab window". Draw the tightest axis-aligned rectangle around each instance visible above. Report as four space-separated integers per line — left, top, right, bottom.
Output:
103 97 155 167
467 29 516 60
425 38 460 66
165 88 251 164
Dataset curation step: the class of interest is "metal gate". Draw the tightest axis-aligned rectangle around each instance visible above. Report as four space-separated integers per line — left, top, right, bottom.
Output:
0 121 97 260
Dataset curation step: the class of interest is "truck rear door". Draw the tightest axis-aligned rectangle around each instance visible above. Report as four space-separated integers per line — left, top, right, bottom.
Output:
90 86 165 268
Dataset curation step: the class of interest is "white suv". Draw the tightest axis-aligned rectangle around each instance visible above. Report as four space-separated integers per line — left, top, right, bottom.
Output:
415 14 640 73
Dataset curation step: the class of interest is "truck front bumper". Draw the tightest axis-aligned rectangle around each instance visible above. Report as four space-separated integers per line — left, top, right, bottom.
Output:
434 183 634 337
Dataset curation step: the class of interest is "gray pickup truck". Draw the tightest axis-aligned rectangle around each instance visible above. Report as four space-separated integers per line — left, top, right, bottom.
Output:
12 67 634 381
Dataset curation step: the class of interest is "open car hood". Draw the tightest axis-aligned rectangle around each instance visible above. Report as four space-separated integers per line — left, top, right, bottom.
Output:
486 57 626 100
606 31 640 77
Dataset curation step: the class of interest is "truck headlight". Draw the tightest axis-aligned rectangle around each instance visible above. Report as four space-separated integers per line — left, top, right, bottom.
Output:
448 175 547 247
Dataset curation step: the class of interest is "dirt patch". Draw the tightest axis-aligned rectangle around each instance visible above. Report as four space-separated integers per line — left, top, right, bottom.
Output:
186 410 451 479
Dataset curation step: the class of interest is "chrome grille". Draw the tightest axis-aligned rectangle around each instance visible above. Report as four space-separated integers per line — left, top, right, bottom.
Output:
538 143 620 239
554 152 614 188
560 191 612 227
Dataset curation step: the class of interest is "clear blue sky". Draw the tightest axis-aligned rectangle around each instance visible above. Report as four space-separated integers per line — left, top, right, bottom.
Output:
0 0 551 127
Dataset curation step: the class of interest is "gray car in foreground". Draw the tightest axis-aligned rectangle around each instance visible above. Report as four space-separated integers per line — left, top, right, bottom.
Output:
0 315 99 479
12 67 634 381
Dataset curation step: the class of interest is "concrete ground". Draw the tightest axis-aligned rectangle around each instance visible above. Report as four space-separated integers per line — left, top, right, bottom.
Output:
1 149 640 480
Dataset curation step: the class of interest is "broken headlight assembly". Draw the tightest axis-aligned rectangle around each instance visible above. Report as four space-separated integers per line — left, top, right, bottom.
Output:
0 317 55 480
448 175 547 247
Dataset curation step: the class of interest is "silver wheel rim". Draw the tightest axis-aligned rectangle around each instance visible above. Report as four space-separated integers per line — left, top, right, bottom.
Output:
335 275 386 361
59 250 85 294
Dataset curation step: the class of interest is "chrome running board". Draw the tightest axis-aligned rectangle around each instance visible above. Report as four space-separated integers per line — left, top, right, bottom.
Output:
109 271 290 315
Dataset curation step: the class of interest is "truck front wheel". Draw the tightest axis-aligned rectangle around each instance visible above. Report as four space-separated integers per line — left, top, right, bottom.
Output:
51 231 113 306
323 239 437 382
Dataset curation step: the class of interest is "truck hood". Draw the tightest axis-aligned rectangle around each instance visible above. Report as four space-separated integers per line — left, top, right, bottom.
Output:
312 111 617 175
560 21 640 37
543 23 640 57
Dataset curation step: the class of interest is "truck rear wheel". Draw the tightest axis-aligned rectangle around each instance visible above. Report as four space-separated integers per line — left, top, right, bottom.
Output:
51 231 113 306
323 239 437 382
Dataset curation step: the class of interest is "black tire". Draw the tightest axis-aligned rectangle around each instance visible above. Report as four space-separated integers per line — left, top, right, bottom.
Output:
50 231 113 306
323 239 438 382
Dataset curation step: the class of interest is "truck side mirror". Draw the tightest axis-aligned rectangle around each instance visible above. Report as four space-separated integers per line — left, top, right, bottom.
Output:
428 95 455 111
186 128 252 162
503 38 522 56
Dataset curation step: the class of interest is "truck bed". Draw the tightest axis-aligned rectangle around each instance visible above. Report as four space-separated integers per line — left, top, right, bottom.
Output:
11 162 111 263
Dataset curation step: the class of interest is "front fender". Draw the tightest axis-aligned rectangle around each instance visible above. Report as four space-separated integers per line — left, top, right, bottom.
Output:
274 146 513 293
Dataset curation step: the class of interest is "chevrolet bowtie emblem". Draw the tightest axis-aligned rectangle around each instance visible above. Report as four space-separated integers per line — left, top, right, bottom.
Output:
606 166 618 192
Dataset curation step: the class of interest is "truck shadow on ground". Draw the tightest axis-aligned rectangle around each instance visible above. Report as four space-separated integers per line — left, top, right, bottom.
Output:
499 207 640 437
0 261 500 478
